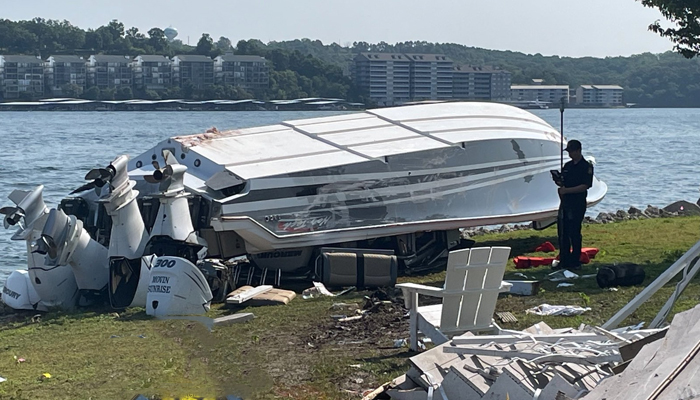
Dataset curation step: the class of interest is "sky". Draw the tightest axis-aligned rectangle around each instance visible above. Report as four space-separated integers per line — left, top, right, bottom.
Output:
3 0 675 58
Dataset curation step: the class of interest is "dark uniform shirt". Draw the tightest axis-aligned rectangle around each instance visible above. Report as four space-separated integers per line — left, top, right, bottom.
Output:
562 158 594 209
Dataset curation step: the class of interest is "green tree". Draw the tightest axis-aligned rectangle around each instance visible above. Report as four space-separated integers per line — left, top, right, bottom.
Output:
216 36 233 52
115 86 133 100
181 81 195 99
144 89 161 100
147 28 168 52
82 86 100 100
61 83 83 98
196 33 214 56
639 0 700 58
100 87 116 100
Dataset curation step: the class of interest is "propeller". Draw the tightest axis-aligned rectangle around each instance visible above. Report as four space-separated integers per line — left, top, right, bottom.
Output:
70 167 114 194
144 149 185 193
1 206 24 229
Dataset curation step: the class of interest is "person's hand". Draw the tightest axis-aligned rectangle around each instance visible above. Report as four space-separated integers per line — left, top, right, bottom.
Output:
558 187 566 196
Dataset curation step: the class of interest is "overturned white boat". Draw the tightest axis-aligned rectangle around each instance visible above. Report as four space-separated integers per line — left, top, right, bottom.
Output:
2 102 607 311
127 102 606 270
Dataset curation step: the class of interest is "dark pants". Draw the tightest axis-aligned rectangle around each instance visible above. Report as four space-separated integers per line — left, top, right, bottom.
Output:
558 202 586 267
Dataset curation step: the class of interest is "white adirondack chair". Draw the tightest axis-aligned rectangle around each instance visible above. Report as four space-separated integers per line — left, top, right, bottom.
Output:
397 247 513 351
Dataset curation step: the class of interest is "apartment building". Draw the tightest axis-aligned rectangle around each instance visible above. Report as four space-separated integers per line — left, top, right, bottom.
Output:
87 55 133 89
214 53 269 92
404 53 453 101
510 83 570 104
576 85 624 106
173 55 214 89
0 55 44 99
453 65 511 101
353 53 411 106
133 55 172 90
45 55 86 96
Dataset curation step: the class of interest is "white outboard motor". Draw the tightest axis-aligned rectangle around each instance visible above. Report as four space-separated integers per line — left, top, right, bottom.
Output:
36 208 109 292
146 256 212 316
2 270 47 311
72 156 150 309
113 150 210 312
72 155 148 259
1 186 79 310
109 255 155 309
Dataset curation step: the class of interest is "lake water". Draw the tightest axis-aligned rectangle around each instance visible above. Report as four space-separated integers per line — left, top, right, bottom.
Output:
1 108 699 282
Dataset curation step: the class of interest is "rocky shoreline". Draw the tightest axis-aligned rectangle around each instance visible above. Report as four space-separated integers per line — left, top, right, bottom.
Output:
463 199 700 237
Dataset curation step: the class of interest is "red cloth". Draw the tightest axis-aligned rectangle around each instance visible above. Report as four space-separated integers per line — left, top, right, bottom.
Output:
534 241 556 253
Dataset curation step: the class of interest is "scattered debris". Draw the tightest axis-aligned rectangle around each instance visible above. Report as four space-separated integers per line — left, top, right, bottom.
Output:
213 312 255 326
226 285 273 304
586 304 700 400
301 282 337 299
505 280 541 295
557 282 575 288
0 376 6 383
226 285 296 306
496 311 518 323
526 304 591 316
377 321 667 400
548 269 580 281
302 282 355 299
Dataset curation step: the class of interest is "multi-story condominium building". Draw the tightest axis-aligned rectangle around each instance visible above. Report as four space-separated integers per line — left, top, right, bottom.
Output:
453 65 511 101
353 53 411 106
510 83 570 104
87 55 133 89
45 55 86 96
405 53 453 101
133 55 172 90
0 55 44 99
173 55 214 89
576 85 624 106
214 53 269 92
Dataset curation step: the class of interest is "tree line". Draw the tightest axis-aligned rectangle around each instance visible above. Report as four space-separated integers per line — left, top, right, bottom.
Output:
0 18 364 102
3 16 700 106
267 39 700 107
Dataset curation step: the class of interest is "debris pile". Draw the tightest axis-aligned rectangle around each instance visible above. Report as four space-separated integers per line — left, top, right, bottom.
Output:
371 322 667 400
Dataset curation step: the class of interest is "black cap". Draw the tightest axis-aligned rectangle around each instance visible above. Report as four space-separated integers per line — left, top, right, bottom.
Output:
564 140 581 151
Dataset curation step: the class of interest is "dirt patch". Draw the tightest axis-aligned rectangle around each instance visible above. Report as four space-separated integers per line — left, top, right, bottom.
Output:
307 288 409 349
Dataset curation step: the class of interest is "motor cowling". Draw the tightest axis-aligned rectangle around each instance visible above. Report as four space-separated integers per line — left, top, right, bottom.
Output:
145 256 212 316
2 270 48 311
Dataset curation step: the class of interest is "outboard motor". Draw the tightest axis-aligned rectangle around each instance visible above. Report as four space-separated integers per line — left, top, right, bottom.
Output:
1 186 79 310
137 150 212 315
36 208 109 293
73 155 149 260
2 270 47 311
72 156 150 309
145 256 212 316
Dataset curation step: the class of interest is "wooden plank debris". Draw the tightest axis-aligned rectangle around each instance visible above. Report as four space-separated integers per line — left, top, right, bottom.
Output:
585 304 700 400
226 285 273 304
213 312 255 326
443 345 623 365
495 311 518 323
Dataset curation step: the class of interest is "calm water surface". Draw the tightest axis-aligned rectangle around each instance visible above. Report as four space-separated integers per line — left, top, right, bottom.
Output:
1 108 699 281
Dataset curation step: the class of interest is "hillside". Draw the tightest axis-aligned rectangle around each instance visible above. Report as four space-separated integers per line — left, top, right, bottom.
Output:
266 39 700 107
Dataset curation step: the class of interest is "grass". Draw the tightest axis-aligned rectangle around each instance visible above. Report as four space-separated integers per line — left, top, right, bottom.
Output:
1 216 699 399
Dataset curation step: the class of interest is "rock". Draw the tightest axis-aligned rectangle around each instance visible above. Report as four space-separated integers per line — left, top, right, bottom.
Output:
628 206 642 215
663 200 700 216
644 205 660 217
615 210 629 220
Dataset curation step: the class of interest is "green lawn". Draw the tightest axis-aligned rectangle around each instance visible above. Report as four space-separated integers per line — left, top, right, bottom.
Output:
1 216 699 399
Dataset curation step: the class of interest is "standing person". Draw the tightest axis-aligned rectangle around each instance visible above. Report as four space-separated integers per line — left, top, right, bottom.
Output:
554 140 594 270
